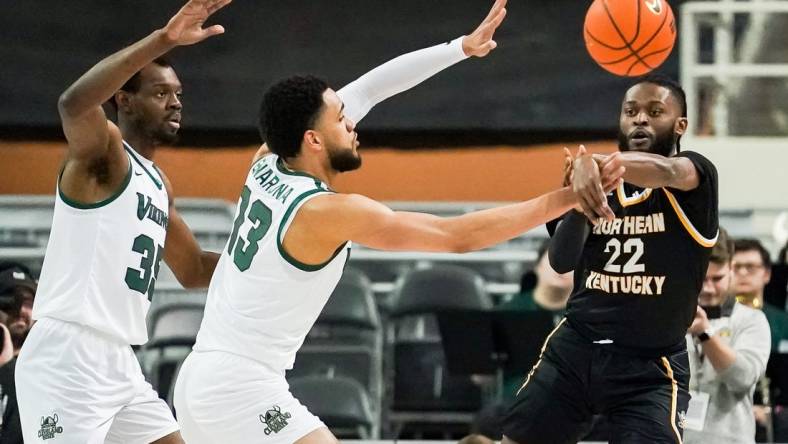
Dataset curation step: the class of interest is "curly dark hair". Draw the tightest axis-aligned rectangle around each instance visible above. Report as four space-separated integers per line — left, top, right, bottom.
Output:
258 75 329 159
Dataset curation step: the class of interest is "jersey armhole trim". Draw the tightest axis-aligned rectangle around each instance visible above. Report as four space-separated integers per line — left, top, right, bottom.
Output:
662 188 718 248
57 158 132 210
616 183 653 207
124 143 163 190
276 188 347 272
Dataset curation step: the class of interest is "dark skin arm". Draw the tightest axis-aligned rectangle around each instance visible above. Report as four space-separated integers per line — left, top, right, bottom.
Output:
573 149 697 222
595 151 701 191
58 0 231 204
160 172 220 288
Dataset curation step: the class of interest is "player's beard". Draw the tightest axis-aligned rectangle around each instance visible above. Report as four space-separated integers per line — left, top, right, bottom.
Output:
328 146 362 172
617 127 676 157
128 115 179 146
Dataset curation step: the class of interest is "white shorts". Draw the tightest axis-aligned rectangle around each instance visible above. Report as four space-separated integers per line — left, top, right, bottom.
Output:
174 350 325 444
16 317 179 444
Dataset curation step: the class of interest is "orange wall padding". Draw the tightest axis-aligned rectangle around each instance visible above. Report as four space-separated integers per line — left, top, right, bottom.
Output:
0 141 617 202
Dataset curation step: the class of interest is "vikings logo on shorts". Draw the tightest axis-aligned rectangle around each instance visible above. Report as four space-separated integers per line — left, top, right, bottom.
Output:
37 413 64 440
260 405 292 435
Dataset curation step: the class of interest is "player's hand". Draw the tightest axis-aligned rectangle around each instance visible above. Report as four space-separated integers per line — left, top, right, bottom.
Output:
462 0 507 58
687 305 711 336
562 147 574 187
571 145 615 223
597 151 626 193
161 0 232 46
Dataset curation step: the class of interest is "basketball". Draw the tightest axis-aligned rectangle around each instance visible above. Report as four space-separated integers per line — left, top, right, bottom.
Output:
584 0 677 77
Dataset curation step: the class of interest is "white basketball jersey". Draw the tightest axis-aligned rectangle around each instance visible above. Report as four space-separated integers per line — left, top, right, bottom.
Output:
33 142 169 345
194 154 350 370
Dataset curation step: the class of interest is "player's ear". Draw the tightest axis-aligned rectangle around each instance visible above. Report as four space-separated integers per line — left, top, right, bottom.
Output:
675 117 688 136
114 91 132 113
303 130 322 152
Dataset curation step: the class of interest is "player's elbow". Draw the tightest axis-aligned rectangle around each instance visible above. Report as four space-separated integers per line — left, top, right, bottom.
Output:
57 90 81 118
177 275 206 290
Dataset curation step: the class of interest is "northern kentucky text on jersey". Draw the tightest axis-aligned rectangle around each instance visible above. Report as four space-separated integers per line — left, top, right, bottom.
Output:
587 211 668 296
592 212 666 236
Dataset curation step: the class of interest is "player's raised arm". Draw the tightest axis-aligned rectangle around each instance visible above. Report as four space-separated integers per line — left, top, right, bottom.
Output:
252 0 507 163
58 0 230 163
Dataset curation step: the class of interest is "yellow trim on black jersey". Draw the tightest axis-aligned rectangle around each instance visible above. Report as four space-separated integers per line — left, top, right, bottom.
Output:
616 182 653 207
660 356 684 444
662 188 718 248
516 318 567 396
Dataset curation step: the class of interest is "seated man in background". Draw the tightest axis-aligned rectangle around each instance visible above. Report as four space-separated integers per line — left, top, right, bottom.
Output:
732 238 788 440
0 262 37 444
498 239 573 394
684 228 771 444
472 239 574 439
733 238 788 350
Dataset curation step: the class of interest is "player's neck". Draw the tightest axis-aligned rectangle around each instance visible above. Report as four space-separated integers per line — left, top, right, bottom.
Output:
119 123 157 160
533 285 569 311
283 155 335 187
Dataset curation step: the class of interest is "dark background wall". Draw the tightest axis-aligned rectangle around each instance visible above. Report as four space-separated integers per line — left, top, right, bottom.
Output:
1 0 684 144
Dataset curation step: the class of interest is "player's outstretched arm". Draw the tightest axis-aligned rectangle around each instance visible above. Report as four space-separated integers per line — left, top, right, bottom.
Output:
252 0 507 164
297 188 576 255
593 151 700 191
59 0 231 163
159 173 220 288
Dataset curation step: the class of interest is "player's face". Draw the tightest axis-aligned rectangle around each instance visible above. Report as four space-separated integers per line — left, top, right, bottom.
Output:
617 83 686 157
699 261 731 306
126 64 183 145
315 89 361 173
731 250 771 296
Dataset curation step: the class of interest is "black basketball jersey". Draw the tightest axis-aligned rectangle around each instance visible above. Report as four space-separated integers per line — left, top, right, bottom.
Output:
566 151 719 352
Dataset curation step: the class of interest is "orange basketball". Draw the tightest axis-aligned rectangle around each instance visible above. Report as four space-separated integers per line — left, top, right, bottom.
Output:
584 0 677 77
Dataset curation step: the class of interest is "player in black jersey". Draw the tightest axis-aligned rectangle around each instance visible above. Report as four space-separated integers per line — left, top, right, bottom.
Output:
502 74 719 444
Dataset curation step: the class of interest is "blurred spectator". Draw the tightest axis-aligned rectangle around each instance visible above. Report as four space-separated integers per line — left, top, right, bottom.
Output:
764 241 788 317
457 433 494 444
497 240 573 397
0 262 37 444
472 240 573 439
732 238 788 350
684 229 770 444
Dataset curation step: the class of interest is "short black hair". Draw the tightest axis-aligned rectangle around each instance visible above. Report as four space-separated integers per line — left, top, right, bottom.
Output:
634 73 687 118
258 75 329 159
734 238 772 270
109 57 172 109
633 73 687 150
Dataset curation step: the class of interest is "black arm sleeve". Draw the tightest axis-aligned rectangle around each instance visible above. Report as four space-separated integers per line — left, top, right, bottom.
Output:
548 210 591 273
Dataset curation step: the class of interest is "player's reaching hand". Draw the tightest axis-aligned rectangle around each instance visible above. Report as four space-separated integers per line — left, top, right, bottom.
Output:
596 150 626 192
571 145 616 223
162 0 232 46
462 0 507 57
562 147 574 188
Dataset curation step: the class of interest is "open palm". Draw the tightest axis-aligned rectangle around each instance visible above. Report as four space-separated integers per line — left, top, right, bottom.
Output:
163 0 232 46
463 0 508 58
